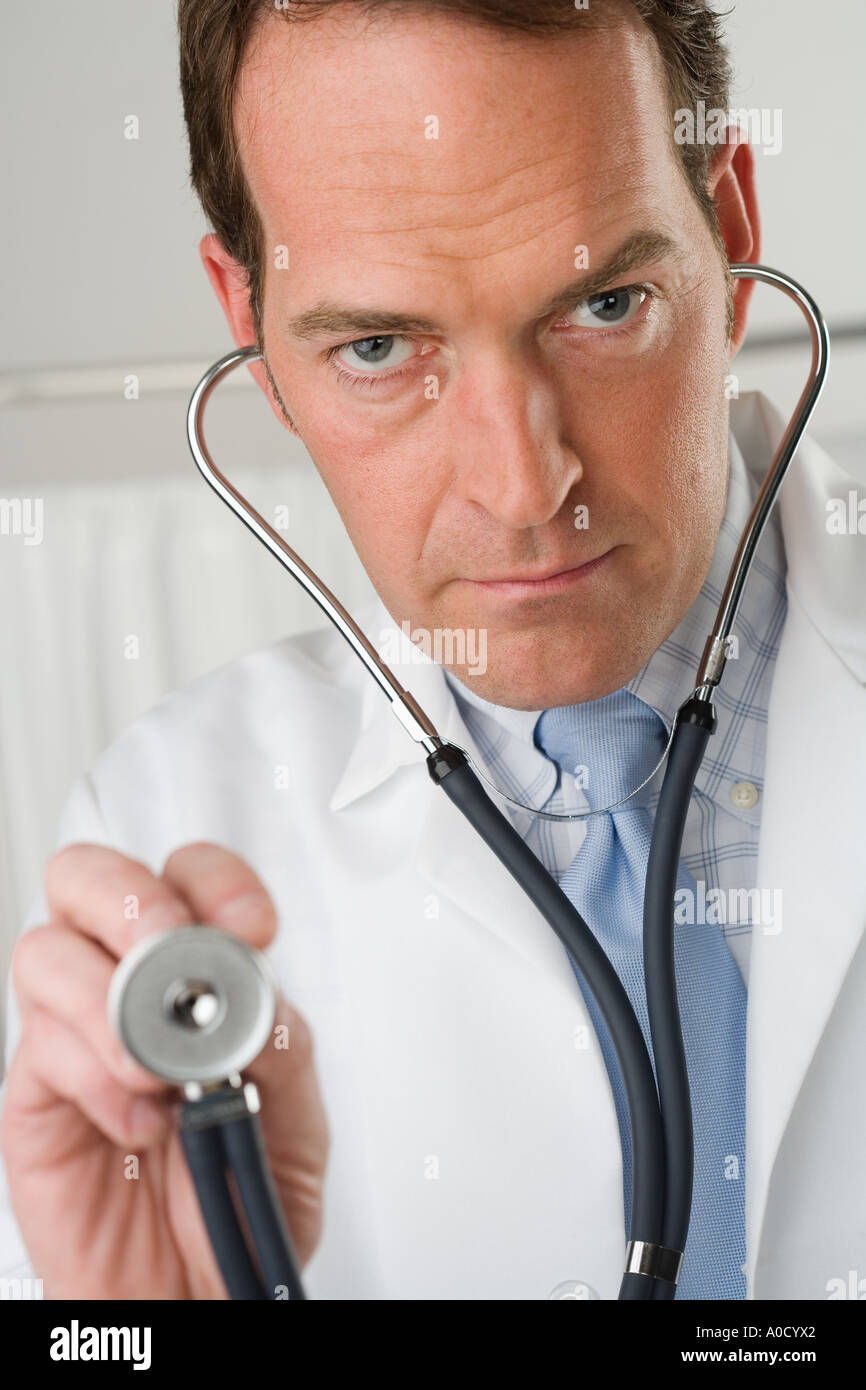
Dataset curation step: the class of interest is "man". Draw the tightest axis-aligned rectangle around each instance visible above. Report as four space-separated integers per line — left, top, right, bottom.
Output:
1 0 864 1301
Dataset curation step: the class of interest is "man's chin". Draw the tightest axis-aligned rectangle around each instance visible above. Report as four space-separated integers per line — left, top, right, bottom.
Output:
445 651 650 712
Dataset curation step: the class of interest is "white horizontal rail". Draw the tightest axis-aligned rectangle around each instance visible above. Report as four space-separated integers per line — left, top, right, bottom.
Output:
1 325 865 407
0 359 258 408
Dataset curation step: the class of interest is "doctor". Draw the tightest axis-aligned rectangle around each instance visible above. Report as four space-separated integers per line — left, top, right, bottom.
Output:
2 0 865 1301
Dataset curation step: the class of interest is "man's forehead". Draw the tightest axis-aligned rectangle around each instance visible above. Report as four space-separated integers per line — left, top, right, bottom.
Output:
234 2 675 245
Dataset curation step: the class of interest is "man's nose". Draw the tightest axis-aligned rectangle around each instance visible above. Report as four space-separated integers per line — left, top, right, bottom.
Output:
451 353 584 528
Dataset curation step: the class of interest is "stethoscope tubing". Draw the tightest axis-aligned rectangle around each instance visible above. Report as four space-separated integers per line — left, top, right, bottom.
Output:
642 702 717 1299
180 1099 306 1301
426 744 667 1298
179 1119 269 1300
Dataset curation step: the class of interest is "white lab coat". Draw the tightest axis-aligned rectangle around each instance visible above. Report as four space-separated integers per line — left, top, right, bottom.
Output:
1 391 865 1301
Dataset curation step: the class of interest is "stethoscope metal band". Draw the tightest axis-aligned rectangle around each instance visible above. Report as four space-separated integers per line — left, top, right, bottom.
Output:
179 1079 262 1128
625 1240 684 1285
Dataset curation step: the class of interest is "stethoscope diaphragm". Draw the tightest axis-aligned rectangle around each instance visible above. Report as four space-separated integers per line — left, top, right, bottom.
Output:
108 925 277 1085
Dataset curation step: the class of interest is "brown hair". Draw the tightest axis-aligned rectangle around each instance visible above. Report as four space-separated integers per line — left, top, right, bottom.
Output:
178 0 733 350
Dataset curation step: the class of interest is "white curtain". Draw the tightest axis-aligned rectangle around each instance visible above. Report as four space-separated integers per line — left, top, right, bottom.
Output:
0 457 376 998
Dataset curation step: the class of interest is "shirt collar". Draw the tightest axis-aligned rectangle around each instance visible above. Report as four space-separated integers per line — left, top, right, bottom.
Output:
439 675 557 814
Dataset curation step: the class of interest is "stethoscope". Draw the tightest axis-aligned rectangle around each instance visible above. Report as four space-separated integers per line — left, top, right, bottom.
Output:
109 264 828 1301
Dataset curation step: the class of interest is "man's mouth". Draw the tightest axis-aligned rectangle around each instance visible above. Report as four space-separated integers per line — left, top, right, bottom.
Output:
464 548 617 599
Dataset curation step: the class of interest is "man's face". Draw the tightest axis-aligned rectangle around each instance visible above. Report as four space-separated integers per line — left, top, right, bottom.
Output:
231 4 736 708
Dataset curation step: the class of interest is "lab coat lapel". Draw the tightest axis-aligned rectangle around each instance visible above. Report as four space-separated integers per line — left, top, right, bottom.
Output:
736 396 866 1292
745 593 866 1292
412 689 591 980
407 662 631 1291
330 608 596 978
330 614 629 1292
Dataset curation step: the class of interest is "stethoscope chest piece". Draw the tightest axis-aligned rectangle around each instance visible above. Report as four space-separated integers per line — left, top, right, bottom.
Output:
108 925 277 1085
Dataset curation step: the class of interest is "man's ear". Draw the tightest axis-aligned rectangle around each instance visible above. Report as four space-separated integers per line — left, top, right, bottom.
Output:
198 232 300 435
707 127 762 357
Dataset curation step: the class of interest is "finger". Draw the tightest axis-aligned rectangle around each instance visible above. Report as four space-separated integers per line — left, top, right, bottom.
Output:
245 993 329 1168
10 924 165 1096
240 994 329 1268
44 844 194 961
5 1009 172 1153
161 842 278 951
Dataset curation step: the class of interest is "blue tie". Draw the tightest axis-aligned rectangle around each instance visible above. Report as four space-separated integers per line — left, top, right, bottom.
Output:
535 689 747 1299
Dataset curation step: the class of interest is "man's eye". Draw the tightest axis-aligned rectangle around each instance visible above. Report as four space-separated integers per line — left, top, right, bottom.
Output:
566 286 648 330
333 335 414 373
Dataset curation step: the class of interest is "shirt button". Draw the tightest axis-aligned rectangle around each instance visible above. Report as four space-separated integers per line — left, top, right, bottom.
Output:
730 780 759 810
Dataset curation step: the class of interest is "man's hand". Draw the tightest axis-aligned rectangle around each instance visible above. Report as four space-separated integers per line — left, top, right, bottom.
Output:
1 842 329 1299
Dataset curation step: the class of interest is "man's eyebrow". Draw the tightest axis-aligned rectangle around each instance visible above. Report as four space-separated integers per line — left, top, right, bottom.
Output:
286 303 441 342
284 230 683 342
535 230 684 320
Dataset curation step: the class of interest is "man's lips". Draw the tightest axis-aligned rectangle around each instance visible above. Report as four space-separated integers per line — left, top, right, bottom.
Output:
464 548 616 598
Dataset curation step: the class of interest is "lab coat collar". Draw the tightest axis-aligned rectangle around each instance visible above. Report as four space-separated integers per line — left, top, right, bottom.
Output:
327 606 496 812
744 391 866 682
329 625 571 973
